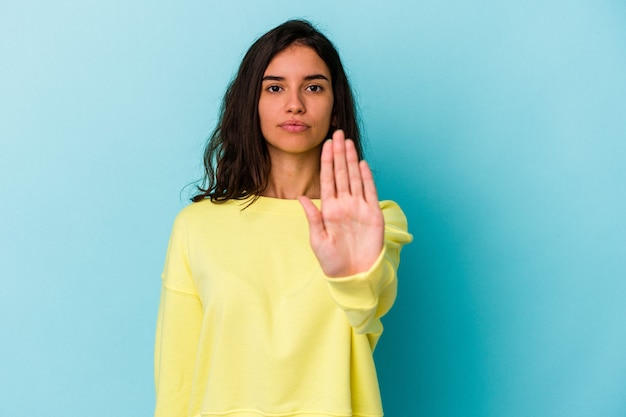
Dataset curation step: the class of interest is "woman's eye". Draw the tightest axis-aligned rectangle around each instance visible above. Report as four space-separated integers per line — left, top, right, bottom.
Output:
306 85 323 93
267 85 282 93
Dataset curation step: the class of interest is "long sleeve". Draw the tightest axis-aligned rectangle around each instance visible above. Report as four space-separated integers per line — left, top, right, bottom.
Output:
323 200 412 348
154 215 203 417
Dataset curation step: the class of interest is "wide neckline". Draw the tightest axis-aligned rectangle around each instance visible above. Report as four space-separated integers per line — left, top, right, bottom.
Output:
236 195 320 214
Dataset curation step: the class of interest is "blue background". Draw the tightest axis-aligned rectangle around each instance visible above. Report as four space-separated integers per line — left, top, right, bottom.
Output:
1 1 625 416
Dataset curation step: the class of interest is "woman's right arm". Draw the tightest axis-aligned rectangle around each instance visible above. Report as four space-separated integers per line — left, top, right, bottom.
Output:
154 215 203 417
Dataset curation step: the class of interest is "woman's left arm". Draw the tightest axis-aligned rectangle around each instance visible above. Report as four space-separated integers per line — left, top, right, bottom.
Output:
299 130 412 344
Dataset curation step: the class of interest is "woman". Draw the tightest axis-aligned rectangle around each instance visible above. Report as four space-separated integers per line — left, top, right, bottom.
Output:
155 19 412 417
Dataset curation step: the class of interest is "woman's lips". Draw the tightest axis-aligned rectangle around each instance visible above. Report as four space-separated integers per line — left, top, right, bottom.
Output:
279 120 309 133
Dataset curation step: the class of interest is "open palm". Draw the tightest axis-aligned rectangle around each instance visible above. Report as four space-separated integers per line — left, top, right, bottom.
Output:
299 130 384 277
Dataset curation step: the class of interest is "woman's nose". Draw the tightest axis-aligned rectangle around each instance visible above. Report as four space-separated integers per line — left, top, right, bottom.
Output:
286 91 305 114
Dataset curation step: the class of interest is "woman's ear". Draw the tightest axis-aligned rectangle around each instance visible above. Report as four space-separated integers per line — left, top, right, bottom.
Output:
327 112 338 138
330 113 338 130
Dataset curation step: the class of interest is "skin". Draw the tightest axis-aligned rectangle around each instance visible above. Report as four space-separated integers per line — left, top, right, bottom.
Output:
259 45 334 162
259 45 334 199
299 130 384 277
258 44 384 278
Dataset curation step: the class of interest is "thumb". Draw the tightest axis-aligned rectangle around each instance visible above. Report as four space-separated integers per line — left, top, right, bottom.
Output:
298 196 325 246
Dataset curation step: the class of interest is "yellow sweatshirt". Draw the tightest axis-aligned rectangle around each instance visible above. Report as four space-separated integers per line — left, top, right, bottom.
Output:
154 197 412 417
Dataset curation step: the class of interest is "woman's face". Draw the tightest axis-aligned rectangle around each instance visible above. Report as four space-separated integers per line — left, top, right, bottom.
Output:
258 44 334 161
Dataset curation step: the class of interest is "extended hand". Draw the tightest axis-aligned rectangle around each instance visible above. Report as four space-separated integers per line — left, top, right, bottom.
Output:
299 130 384 277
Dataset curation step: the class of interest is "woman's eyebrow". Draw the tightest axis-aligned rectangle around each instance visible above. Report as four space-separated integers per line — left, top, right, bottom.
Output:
262 74 330 82
262 75 284 82
304 74 330 81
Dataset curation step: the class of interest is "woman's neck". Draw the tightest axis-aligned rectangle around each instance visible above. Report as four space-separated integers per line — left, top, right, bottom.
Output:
262 152 321 200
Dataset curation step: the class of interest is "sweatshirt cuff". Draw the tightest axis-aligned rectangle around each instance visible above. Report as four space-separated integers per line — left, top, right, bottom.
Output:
323 247 392 311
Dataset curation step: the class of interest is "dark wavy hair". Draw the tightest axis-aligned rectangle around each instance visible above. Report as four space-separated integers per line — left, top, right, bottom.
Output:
192 19 361 203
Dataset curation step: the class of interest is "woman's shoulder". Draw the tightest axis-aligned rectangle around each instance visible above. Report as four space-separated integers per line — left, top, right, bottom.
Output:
379 200 407 224
379 200 412 243
173 198 240 225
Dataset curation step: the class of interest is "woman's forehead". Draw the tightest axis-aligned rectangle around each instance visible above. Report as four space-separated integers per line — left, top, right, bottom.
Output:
263 45 330 79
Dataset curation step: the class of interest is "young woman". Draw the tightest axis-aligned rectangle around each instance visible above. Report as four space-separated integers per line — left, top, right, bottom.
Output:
155 19 412 417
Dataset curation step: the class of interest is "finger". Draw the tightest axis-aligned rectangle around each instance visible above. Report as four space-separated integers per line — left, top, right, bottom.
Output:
359 160 379 204
332 130 350 195
320 139 335 201
345 139 363 199
298 196 326 246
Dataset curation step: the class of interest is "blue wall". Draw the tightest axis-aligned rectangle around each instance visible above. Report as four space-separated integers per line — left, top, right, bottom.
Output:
1 1 625 416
